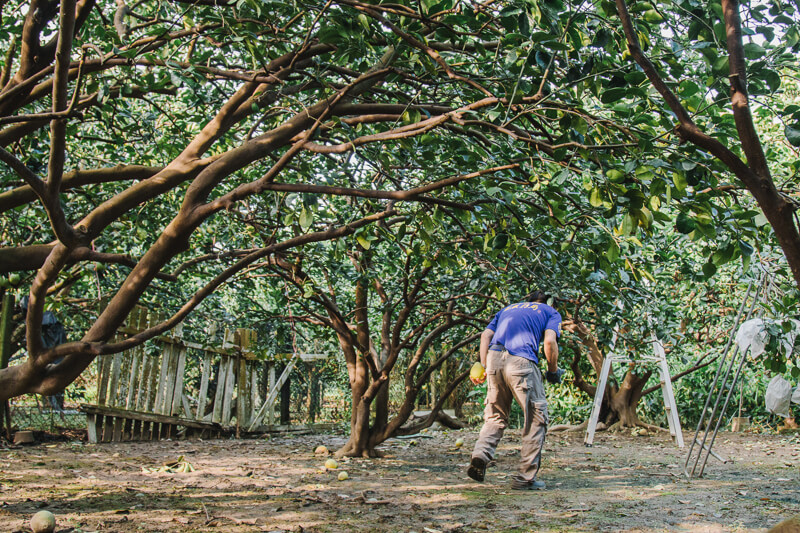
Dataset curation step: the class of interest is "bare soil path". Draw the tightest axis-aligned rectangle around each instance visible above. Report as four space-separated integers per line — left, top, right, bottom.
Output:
1 429 798 532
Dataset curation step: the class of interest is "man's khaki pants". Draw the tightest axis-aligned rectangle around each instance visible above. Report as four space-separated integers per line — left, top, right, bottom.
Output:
471 349 548 484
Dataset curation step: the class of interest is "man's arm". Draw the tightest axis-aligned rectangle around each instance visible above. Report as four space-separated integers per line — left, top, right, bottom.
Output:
543 329 559 373
479 328 494 368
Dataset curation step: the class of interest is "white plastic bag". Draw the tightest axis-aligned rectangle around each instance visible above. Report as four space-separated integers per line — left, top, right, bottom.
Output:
735 319 767 357
792 385 800 406
765 375 793 418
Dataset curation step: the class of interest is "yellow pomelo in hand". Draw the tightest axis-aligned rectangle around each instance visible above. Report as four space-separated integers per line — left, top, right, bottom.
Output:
325 458 338 469
470 362 486 381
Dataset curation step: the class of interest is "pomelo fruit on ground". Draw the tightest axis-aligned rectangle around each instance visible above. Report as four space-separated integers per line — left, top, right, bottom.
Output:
30 510 56 533
325 458 338 469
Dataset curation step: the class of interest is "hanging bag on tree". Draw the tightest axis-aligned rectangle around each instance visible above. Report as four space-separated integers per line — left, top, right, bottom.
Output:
765 376 793 418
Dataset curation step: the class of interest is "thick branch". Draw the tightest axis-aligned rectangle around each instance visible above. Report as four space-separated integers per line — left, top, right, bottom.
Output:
0 165 161 213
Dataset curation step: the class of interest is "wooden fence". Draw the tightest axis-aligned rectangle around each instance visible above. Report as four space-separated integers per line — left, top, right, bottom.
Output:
82 307 328 442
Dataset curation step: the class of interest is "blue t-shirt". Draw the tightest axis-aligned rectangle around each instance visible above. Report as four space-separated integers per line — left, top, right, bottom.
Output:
486 302 562 363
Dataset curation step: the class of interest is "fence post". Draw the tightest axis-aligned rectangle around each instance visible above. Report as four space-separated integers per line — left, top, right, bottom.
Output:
1 293 15 440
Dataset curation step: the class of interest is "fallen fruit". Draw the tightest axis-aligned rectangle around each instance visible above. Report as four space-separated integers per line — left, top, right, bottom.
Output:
470 362 486 382
325 458 338 469
455 438 464 448
314 445 328 455
338 471 349 481
30 510 56 533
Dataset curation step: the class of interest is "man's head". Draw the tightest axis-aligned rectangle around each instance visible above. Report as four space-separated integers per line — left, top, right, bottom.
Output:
526 290 550 303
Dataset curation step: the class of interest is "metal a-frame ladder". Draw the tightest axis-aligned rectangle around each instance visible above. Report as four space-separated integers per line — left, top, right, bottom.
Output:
584 328 684 448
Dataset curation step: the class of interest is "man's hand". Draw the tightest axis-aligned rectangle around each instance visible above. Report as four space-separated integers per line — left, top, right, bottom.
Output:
545 368 565 384
470 374 487 386
470 361 486 386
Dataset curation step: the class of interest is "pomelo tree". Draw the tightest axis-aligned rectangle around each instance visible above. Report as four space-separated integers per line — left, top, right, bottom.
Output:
0 0 634 404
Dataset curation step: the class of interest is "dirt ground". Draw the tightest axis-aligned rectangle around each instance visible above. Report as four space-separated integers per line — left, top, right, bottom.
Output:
1 427 798 532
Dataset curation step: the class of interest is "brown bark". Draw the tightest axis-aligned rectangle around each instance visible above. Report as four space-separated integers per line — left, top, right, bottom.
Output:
0 165 161 213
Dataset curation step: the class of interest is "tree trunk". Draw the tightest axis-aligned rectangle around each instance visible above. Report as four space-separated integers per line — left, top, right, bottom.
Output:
564 318 656 429
337 353 379 457
606 369 652 428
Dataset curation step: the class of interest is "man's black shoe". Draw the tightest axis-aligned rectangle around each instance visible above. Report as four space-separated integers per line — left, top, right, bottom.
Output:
467 457 486 482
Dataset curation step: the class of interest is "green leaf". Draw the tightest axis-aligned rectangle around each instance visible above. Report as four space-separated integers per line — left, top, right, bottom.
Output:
302 283 315 298
672 172 688 193
589 187 604 207
754 212 769 227
491 233 509 249
607 169 625 182
607 241 620 262
762 69 781 92
702 262 717 278
421 0 436 14
356 235 371 250
785 124 800 147
621 213 636 236
743 42 766 59
601 87 628 104
299 206 313 231
675 212 696 234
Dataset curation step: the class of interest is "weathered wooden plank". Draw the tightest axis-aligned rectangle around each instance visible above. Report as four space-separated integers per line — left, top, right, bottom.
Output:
86 414 98 443
221 356 236 425
102 415 114 442
155 342 172 414
237 356 248 427
97 356 112 406
125 349 141 410
181 393 192 420
107 353 123 407
170 347 187 416
268 364 276 426
148 350 162 412
250 363 259 425
138 353 154 412
113 417 123 442
211 357 227 424
119 349 133 408
196 353 212 421
80 404 224 432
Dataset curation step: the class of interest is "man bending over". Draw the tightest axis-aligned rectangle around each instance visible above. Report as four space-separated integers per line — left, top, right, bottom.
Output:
467 290 563 490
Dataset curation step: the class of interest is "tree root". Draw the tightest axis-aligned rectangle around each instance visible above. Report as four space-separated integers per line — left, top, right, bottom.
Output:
550 419 590 433
606 421 668 433
335 444 386 458
399 409 467 435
